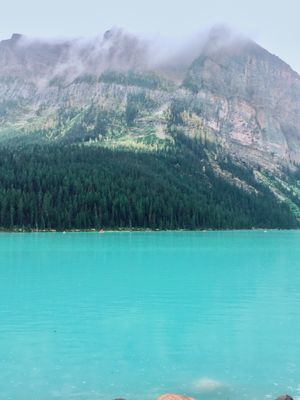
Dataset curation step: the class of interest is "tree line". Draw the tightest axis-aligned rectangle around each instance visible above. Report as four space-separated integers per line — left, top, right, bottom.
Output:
0 139 297 230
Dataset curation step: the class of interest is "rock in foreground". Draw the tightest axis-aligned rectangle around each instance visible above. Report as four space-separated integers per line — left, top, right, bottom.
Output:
276 395 294 400
157 394 194 400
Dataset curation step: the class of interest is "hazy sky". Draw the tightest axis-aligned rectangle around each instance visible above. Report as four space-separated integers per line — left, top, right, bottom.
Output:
1 0 300 72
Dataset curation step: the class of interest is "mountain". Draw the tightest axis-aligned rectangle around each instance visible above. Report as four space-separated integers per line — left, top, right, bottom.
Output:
1 28 300 230
183 34 300 168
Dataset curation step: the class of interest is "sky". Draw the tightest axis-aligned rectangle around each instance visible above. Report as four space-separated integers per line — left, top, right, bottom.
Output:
1 0 300 72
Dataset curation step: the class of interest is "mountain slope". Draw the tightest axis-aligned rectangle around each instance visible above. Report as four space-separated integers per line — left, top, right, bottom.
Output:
183 35 300 167
1 31 300 166
1 29 300 229
0 140 298 230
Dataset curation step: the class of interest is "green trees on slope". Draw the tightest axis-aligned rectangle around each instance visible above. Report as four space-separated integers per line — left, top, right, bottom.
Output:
0 141 297 230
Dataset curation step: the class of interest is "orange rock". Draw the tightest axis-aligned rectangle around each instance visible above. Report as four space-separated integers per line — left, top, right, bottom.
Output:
157 393 194 400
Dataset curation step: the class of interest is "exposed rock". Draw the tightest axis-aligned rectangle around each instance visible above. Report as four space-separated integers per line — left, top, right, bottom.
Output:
1 29 300 171
276 395 294 400
183 38 300 166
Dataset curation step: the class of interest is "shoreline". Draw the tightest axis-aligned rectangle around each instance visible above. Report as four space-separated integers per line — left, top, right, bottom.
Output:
0 227 299 233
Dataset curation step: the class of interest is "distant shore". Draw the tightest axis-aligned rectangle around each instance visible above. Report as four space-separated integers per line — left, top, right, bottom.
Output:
0 227 297 233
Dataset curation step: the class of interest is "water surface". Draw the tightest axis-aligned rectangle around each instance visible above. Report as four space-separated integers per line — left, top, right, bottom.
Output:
0 231 300 400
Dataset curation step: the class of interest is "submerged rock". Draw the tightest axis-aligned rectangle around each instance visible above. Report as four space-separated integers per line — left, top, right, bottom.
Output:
193 378 226 393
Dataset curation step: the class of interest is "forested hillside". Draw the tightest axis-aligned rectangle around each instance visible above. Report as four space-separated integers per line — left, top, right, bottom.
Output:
0 137 297 231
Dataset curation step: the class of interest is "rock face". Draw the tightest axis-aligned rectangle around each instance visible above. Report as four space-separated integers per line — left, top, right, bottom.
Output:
183 35 300 166
1 29 300 170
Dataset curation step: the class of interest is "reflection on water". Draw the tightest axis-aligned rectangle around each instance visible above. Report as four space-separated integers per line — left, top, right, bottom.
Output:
0 231 300 400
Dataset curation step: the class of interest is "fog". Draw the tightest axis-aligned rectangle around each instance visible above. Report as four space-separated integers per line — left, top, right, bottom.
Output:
1 0 300 73
3 25 249 83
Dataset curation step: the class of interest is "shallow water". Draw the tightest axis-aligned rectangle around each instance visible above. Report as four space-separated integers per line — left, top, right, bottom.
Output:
0 231 300 400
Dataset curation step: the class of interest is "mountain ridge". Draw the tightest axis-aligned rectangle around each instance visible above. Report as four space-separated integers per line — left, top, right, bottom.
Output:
1 29 300 169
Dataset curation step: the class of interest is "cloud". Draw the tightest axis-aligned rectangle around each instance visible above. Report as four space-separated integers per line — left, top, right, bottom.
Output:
0 25 249 83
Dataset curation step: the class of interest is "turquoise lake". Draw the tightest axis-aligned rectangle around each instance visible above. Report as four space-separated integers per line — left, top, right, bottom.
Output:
0 231 300 400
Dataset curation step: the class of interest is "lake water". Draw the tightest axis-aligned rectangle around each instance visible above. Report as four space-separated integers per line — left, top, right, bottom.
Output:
0 231 300 400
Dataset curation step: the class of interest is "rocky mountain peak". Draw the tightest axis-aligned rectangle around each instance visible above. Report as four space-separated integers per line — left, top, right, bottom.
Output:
0 29 300 169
